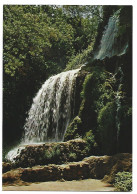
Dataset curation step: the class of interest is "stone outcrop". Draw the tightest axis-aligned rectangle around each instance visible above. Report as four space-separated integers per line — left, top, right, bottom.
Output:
21 161 90 182
13 139 89 168
84 153 132 183
3 153 132 184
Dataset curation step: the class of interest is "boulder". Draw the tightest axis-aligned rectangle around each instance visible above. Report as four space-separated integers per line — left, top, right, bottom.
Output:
13 139 89 168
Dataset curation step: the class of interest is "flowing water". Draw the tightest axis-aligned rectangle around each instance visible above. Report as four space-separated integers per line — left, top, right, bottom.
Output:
22 68 80 144
6 69 80 161
95 9 128 60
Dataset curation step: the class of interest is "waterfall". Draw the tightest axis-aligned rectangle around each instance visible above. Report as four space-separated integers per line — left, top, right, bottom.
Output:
6 68 80 161
22 68 80 144
94 9 128 60
115 66 124 146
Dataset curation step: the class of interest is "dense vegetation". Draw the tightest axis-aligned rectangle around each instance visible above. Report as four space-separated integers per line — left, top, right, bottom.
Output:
3 5 132 157
3 5 132 191
114 171 132 191
64 6 132 155
3 5 101 145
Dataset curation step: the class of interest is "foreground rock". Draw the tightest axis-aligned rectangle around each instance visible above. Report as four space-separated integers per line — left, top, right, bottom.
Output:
84 153 132 183
3 153 131 185
6 139 89 168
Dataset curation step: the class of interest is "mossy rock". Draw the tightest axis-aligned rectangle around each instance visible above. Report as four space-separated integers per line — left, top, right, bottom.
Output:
64 116 83 141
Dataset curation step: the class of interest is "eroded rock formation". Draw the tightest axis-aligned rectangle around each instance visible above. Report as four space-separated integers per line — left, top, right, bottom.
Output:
3 153 131 184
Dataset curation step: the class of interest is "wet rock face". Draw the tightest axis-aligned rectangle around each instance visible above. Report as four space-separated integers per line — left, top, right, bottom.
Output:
3 153 132 184
13 139 89 168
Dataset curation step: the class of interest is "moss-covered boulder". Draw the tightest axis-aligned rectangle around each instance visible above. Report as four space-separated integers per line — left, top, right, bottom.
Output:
64 116 83 141
9 139 89 168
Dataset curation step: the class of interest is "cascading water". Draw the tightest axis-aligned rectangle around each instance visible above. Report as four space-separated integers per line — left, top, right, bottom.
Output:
115 66 124 147
94 9 128 60
6 68 80 161
22 68 80 143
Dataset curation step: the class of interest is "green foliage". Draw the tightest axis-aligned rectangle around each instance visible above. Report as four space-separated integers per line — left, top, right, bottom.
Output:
97 102 117 154
3 5 100 144
79 66 114 134
3 5 132 157
3 5 100 77
84 130 95 147
64 116 82 141
117 7 132 38
65 44 94 70
80 73 93 99
83 130 97 153
69 152 77 161
96 72 116 110
81 66 108 102
67 6 132 156
114 171 132 191
44 145 61 160
62 5 100 52
78 57 131 155
3 5 75 77
79 70 100 130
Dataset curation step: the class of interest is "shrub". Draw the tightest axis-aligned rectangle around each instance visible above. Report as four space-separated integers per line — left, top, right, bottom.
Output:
114 171 132 191
83 130 98 154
